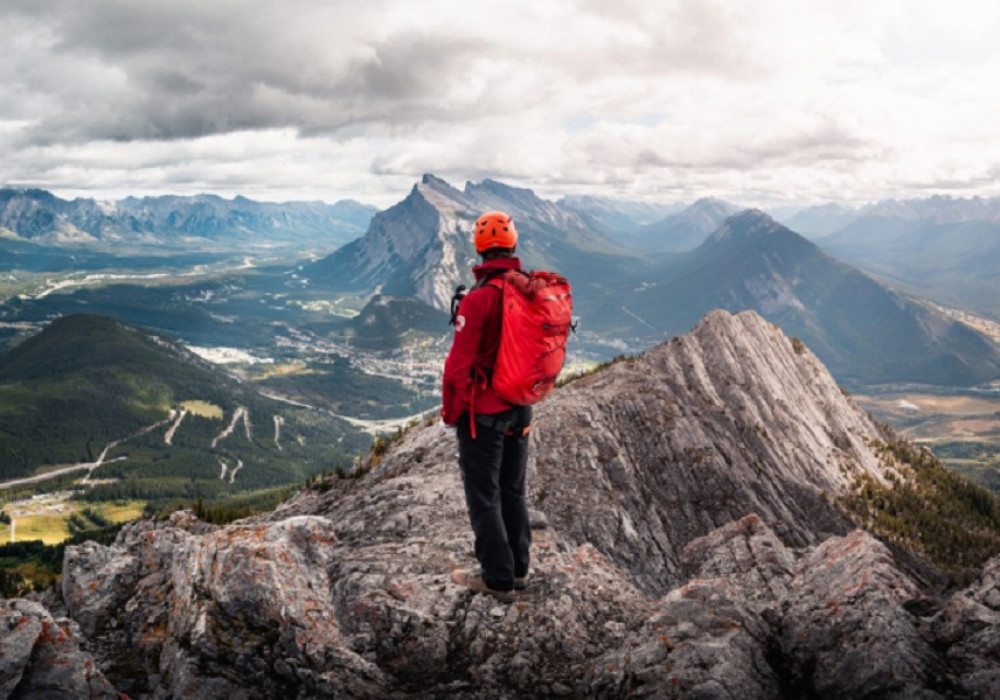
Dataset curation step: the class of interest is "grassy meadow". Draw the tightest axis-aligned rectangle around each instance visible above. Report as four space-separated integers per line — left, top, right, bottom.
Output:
2 496 145 545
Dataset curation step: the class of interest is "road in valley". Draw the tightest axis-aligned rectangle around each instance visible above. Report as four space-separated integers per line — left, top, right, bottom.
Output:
0 412 177 491
260 391 435 435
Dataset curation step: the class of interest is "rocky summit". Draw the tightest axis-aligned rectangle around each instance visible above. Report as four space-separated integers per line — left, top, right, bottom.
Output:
4 310 1000 698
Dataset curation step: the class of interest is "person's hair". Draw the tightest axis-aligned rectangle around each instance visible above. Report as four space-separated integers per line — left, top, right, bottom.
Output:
480 247 515 261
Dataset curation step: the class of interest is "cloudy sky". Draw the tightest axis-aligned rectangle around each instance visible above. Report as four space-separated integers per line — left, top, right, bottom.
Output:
2 0 999 208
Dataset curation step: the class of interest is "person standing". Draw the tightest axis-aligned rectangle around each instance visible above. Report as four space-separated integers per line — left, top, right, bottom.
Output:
442 211 532 603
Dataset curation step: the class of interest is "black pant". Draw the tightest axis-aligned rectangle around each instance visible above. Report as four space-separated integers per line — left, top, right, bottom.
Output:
456 405 532 591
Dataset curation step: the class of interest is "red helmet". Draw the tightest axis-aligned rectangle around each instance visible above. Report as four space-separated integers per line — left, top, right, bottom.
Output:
474 211 517 253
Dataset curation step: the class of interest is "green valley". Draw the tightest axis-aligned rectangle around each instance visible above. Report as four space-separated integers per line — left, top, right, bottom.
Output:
0 314 435 513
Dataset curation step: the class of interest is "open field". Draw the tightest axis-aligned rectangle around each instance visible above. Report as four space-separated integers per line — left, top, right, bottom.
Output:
12 513 72 544
854 392 1000 441
855 392 1000 418
96 500 146 523
1 494 145 545
854 389 1000 491
180 400 224 419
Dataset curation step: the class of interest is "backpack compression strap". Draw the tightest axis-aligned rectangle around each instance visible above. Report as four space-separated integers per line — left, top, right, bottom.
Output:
448 285 466 326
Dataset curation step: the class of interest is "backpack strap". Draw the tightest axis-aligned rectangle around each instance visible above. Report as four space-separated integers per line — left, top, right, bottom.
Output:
477 268 510 290
448 270 511 325
458 268 515 439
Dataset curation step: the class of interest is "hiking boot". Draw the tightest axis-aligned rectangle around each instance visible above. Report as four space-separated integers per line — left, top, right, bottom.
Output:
514 575 528 591
451 569 517 603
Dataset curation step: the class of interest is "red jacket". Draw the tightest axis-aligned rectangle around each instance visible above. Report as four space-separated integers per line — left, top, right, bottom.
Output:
441 257 522 425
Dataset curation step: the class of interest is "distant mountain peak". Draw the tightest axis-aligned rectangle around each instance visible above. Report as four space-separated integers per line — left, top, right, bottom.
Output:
707 208 782 243
691 196 734 208
466 178 537 199
419 173 461 195
309 174 628 312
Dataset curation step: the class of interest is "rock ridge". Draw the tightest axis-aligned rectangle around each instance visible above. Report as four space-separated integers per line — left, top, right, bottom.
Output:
5 309 999 698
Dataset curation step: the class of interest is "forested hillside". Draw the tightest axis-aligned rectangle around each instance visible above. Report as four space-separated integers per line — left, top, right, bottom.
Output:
0 315 369 505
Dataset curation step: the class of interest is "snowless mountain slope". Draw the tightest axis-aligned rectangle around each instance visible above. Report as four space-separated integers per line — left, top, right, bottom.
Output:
611 209 1000 386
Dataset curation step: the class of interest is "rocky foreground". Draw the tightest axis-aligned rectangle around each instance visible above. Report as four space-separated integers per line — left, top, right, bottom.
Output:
3 310 1000 698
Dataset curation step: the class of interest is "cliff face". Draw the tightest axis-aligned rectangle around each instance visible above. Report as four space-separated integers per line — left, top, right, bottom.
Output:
8 310 1000 698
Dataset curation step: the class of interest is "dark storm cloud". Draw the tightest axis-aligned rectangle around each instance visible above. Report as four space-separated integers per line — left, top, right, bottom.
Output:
2 0 490 145
2 0 773 148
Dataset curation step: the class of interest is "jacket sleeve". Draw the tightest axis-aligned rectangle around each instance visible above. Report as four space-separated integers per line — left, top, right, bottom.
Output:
441 290 488 425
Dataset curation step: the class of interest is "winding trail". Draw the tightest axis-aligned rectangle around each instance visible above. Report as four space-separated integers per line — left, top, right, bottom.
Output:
273 416 284 451
212 407 249 448
164 409 187 445
229 459 244 483
217 457 244 483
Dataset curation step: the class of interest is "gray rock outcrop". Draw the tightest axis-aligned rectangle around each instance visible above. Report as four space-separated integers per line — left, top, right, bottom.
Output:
532 309 888 596
0 598 118 699
8 309 998 698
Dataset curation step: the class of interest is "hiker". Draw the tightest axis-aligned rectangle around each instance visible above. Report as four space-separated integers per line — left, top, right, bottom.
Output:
443 211 533 603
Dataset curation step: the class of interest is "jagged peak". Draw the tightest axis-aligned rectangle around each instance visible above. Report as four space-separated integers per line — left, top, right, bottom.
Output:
860 198 919 219
466 178 538 198
391 180 443 213
691 307 772 336
0 187 66 204
802 201 855 215
418 173 462 195
689 196 739 210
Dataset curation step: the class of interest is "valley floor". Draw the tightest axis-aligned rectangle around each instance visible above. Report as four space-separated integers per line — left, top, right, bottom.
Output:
0 493 144 545
854 387 1000 490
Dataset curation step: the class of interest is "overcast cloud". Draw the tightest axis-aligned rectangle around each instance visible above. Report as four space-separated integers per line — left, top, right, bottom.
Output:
1 0 999 208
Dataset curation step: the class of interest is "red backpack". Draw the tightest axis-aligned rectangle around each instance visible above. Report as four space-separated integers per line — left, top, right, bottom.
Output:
483 269 574 406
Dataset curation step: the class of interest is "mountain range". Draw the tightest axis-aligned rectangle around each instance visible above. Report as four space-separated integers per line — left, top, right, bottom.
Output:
786 195 1000 236
2 179 999 391
307 175 1000 387
0 188 376 251
611 209 1000 386
618 196 742 252
781 195 1000 316
556 193 684 232
8 309 1000 698
556 194 741 252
